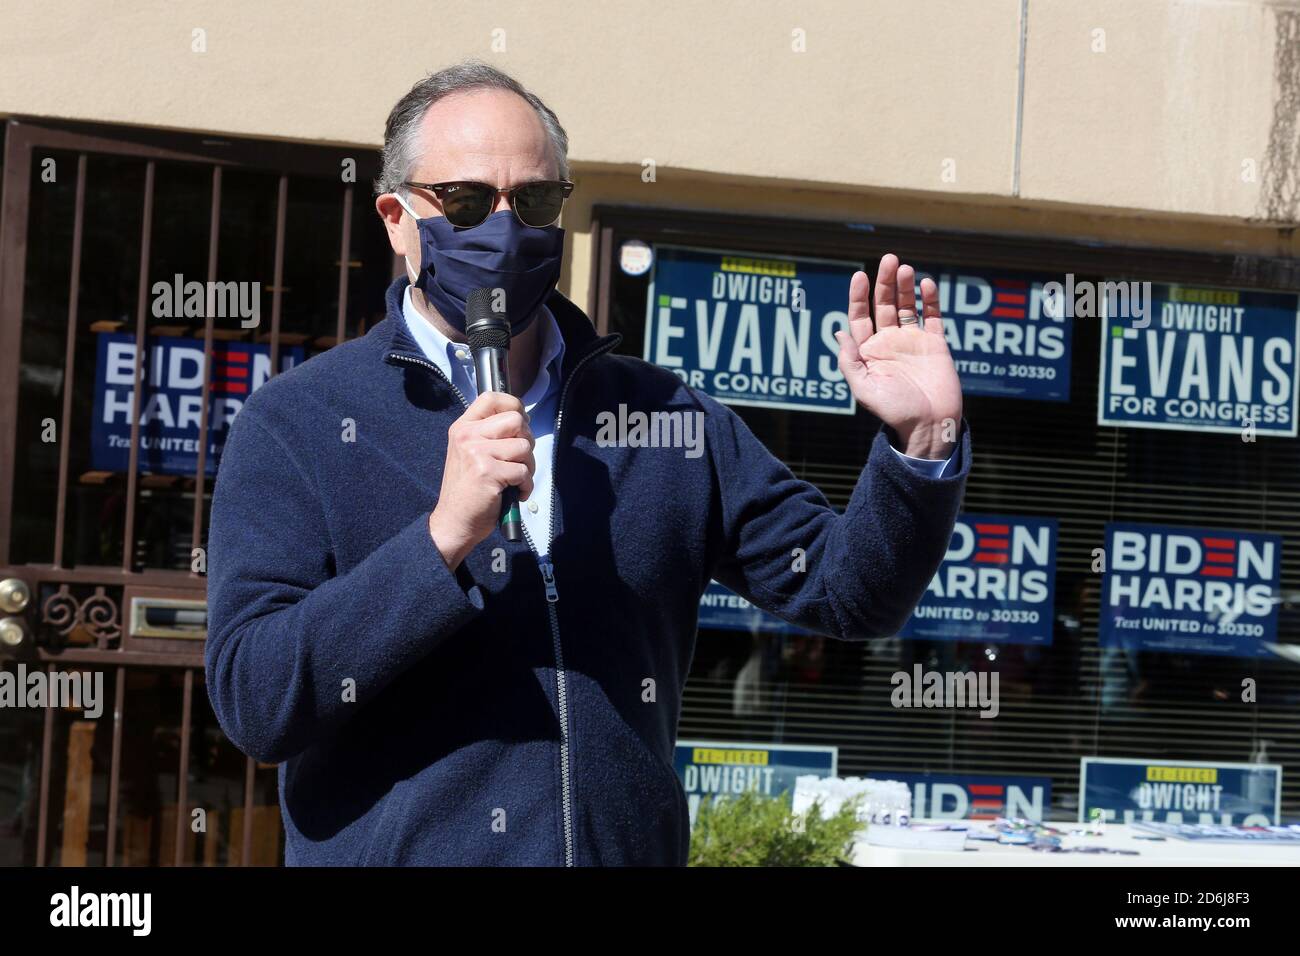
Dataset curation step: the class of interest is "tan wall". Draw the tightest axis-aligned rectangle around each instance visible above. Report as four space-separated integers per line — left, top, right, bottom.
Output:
4 0 1299 308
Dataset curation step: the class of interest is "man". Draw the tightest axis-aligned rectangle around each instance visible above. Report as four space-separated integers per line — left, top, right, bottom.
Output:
205 61 970 866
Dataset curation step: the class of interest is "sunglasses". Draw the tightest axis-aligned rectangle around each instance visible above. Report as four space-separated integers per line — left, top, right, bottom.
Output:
401 179 574 228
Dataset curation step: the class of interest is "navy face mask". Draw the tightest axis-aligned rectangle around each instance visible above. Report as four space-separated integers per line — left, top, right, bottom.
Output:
396 194 564 336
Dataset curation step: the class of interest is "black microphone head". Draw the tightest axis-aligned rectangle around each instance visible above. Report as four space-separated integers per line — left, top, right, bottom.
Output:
466 287 510 351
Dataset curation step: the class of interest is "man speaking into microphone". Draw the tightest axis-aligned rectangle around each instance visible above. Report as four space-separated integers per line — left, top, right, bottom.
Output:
205 61 971 867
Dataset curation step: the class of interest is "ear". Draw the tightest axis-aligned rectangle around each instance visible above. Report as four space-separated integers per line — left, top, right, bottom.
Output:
375 193 416 261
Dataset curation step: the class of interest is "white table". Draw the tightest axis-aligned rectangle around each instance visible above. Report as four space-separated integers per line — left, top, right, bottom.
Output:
850 821 1300 866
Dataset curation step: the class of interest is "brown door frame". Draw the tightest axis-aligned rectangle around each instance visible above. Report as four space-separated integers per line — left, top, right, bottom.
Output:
0 117 374 866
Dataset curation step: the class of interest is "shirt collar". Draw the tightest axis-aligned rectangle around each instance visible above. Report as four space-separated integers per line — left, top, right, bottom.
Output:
522 299 566 409
401 286 565 409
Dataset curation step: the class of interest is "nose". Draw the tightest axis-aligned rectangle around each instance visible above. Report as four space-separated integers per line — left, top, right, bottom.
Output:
491 189 513 216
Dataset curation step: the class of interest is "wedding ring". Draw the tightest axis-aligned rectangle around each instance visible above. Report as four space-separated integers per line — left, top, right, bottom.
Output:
898 309 920 327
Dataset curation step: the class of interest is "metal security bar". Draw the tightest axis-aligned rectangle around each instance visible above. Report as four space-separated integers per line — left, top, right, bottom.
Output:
0 118 383 866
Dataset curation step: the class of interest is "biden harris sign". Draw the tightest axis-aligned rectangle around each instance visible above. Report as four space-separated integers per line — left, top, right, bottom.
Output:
92 332 303 476
697 580 812 635
1098 284 1300 436
881 772 1052 822
643 245 857 415
1100 522 1281 657
912 266 1073 402
899 513 1058 646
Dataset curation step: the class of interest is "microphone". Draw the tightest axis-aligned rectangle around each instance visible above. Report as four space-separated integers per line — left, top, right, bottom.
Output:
466 287 523 543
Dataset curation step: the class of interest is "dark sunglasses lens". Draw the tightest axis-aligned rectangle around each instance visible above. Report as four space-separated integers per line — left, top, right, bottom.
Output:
512 183 567 227
440 183 495 227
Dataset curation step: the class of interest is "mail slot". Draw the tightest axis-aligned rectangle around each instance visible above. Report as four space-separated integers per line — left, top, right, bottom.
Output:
129 596 207 639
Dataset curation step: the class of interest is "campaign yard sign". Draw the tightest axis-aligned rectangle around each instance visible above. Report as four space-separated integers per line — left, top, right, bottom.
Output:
674 739 837 827
1100 522 1281 657
1131 822 1300 843
898 513 1058 646
1080 758 1282 826
92 333 303 476
643 245 858 415
1098 283 1300 436
911 266 1073 402
880 772 1052 822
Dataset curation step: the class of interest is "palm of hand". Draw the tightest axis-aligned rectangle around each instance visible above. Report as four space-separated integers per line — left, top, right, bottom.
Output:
834 255 964 458
850 326 962 432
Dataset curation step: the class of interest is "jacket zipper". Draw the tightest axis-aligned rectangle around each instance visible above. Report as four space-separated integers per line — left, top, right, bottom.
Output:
390 335 618 867
389 352 473 406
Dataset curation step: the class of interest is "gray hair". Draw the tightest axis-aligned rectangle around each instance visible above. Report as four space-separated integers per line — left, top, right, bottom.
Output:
376 61 569 195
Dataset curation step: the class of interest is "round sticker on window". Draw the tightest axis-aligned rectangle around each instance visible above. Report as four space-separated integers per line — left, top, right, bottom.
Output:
619 240 653 276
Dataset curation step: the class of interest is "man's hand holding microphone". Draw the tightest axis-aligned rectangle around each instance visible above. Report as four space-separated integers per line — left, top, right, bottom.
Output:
428 287 535 571
428 390 534 571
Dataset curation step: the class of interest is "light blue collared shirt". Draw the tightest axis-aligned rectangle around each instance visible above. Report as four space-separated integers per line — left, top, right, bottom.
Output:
891 438 960 478
403 288 958 554
403 287 566 555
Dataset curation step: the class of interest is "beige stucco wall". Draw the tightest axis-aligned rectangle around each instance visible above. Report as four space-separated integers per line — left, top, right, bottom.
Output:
1020 0 1293 221
4 0 1299 306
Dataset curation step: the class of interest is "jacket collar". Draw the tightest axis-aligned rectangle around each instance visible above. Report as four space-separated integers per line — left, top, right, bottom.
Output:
380 276 620 383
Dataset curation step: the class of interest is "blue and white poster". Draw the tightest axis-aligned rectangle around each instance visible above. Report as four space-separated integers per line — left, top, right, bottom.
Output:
1100 522 1281 657
643 245 858 415
1131 822 1300 843
898 513 1058 645
674 739 837 826
697 580 811 635
911 267 1073 402
1097 284 1300 436
880 772 1052 822
92 333 303 476
1080 758 1282 826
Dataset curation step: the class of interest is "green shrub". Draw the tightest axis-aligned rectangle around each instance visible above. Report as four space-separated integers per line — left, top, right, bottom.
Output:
687 789 864 867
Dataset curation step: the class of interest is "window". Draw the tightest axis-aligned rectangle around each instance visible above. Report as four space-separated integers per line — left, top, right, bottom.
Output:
595 205 1300 822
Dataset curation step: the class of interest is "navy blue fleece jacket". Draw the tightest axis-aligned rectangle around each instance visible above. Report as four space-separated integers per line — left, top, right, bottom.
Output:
204 276 971 866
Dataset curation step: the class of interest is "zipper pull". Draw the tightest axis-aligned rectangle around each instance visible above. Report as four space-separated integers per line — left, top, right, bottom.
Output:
539 560 559 603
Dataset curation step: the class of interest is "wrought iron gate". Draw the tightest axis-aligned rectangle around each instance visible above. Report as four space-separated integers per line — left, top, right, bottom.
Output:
0 118 393 866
